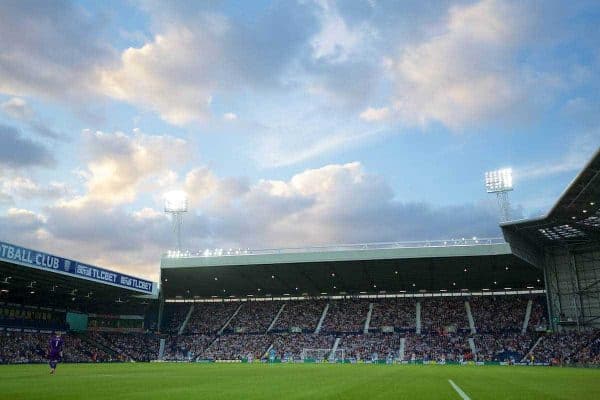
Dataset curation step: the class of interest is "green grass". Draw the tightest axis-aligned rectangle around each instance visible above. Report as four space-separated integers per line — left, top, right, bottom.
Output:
1 363 599 400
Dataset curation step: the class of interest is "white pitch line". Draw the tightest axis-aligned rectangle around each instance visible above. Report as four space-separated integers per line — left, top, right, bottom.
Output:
448 379 472 400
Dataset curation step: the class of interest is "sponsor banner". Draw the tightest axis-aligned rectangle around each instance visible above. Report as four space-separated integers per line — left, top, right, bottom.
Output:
0 241 154 294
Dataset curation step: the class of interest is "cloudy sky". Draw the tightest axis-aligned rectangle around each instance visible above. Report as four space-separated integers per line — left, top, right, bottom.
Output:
1 0 599 280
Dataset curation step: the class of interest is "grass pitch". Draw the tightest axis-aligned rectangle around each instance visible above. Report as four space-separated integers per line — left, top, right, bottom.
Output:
1 363 599 400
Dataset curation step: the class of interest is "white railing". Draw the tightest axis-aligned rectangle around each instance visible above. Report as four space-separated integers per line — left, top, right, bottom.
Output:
163 237 506 259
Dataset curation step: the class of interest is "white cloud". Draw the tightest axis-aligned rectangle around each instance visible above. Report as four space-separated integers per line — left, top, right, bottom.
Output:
1 97 34 120
1 97 64 139
389 0 532 129
67 129 189 206
1 176 70 200
310 0 373 63
0 2 111 104
360 106 390 122
223 112 238 121
99 25 223 125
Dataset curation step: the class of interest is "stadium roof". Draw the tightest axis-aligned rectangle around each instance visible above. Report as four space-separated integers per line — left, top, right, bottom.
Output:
502 148 600 247
0 240 158 313
160 239 543 299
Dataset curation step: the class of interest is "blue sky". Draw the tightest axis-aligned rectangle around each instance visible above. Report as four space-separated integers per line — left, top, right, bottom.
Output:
0 0 599 280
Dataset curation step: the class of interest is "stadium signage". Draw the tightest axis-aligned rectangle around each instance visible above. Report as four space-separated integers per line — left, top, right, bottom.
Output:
0 241 154 294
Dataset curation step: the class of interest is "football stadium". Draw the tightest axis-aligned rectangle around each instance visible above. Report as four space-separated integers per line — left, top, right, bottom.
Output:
2 1 600 399
1 150 599 399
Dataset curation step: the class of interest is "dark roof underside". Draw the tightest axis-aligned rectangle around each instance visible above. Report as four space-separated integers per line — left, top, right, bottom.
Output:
0 261 151 314
161 253 542 299
502 148 600 247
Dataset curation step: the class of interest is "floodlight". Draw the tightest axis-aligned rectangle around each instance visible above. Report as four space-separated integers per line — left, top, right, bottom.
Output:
484 168 514 222
164 190 188 251
164 190 188 212
485 168 513 193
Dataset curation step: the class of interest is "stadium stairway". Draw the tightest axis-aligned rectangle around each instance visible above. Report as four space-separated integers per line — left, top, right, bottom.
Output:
416 302 422 334
178 304 195 335
399 337 406 361
80 333 121 360
267 303 286 333
522 300 533 334
158 338 166 360
329 337 341 361
363 303 374 334
465 301 476 334
315 303 330 334
218 303 244 335
521 336 544 362
468 337 477 358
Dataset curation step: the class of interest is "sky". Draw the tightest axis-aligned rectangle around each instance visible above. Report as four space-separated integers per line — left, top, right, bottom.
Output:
0 0 599 281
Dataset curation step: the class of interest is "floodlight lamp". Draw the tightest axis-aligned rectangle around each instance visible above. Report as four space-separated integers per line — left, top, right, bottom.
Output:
484 168 513 193
164 190 188 213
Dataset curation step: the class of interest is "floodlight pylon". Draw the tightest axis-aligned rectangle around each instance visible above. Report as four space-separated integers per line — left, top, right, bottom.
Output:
164 191 188 251
484 169 513 222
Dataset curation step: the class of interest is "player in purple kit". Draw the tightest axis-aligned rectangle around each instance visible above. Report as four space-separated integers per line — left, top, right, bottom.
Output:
48 331 64 375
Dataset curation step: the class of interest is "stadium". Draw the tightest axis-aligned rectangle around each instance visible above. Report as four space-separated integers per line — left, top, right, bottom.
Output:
2 1 600 399
1 149 599 399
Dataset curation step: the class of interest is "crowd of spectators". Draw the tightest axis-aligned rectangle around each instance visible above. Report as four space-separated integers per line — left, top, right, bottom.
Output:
0 332 111 364
90 332 159 361
185 302 240 334
420 299 469 333
164 334 215 361
340 333 401 360
473 332 534 362
404 333 471 361
272 301 325 333
321 300 369 333
471 296 527 332
270 333 336 360
165 304 190 333
201 334 273 360
572 333 600 365
227 301 282 334
370 299 415 331
528 296 548 332
5 296 600 366
532 331 599 364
